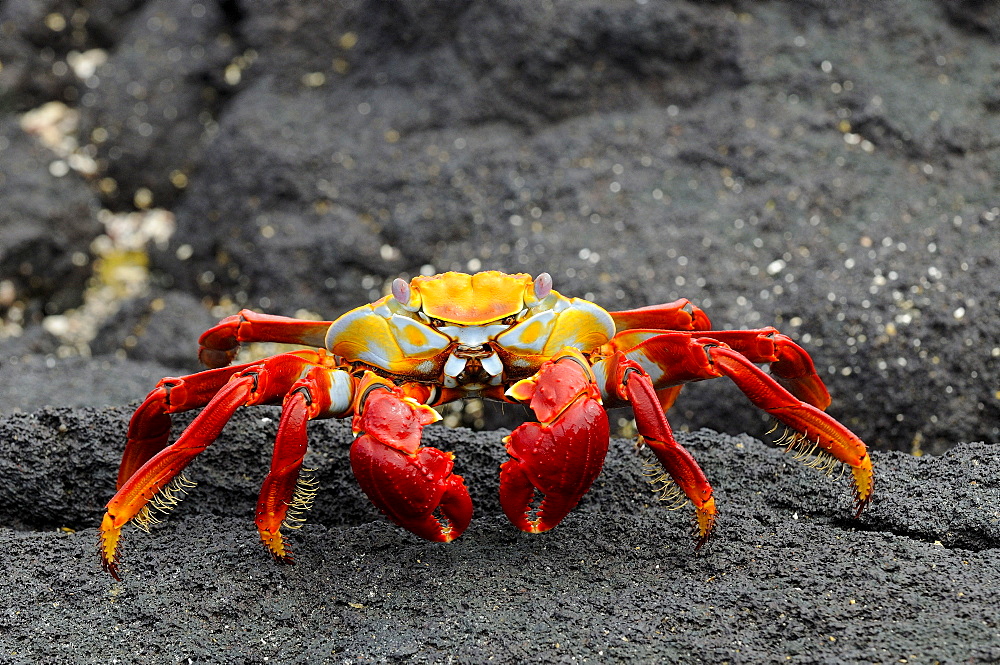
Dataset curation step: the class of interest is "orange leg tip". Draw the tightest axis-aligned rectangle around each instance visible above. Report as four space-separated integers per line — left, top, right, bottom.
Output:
851 458 874 517
259 529 291 561
99 521 123 580
693 496 717 550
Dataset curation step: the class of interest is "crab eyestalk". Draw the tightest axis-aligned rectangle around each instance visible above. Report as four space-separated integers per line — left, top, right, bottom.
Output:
391 277 421 312
530 272 552 303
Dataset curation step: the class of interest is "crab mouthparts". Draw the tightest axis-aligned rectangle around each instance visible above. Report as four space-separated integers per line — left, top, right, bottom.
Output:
443 346 504 388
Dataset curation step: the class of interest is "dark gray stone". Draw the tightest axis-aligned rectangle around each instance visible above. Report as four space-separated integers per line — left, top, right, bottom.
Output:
0 355 184 416
0 0 85 111
76 0 236 209
0 0 145 111
0 117 101 319
90 289 219 371
0 403 996 662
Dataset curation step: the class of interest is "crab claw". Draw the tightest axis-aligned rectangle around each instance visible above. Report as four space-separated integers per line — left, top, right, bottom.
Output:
351 437 472 541
500 353 610 532
350 386 472 542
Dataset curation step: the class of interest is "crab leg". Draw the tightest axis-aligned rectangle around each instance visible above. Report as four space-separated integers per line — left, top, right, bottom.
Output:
348 372 473 542
609 298 711 332
599 334 873 515
605 328 831 410
607 301 710 416
198 309 334 368
691 329 831 410
605 351 716 547
99 354 322 580
117 354 320 487
706 344 873 514
256 366 355 562
500 348 610 533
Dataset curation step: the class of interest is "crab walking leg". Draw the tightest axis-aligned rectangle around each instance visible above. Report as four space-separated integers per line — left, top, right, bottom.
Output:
705 344 873 514
117 357 323 488
604 352 717 547
691 330 832 410
349 373 473 542
198 310 334 368
100 356 320 579
609 298 712 332
500 348 611 533
255 366 354 562
606 329 831 410
615 335 874 515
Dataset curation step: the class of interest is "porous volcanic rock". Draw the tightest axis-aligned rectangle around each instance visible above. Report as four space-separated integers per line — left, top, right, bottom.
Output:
0 117 101 319
0 404 997 662
141 0 1000 454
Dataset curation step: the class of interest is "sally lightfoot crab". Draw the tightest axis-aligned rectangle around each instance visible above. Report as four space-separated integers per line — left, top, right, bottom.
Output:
99 271 873 579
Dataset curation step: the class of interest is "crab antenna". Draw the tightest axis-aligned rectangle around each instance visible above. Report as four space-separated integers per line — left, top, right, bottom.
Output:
534 272 552 301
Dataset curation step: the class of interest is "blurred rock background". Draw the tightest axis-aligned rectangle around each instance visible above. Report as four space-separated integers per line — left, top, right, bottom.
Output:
1 0 999 455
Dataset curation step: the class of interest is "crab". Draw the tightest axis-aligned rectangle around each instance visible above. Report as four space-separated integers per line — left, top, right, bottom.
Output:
99 271 873 579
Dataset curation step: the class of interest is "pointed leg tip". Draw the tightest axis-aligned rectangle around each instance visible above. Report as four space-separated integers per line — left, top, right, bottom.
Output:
853 489 874 518
98 520 124 580
692 497 716 551
851 458 874 518
99 544 123 581
262 530 297 564
260 529 294 562
101 557 123 581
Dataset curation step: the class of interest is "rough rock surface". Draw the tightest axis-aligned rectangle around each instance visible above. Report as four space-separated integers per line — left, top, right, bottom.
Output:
89 289 219 371
0 117 101 318
0 405 997 663
75 0 236 210
1 0 998 452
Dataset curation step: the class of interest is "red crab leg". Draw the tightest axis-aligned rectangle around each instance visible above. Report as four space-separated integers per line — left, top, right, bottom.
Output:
117 353 320 487
600 335 874 515
198 309 334 368
500 348 610 533
693 329 831 410
99 354 320 580
607 300 710 415
609 298 712 332
706 344 873 514
349 372 473 542
256 366 354 562
606 351 717 547
606 329 831 410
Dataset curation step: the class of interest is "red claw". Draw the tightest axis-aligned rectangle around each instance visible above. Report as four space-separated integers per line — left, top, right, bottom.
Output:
351 436 472 541
350 385 472 542
500 353 610 533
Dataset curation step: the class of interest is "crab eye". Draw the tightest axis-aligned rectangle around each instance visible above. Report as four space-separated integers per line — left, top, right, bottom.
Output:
391 278 410 305
533 272 552 301
500 315 518 326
